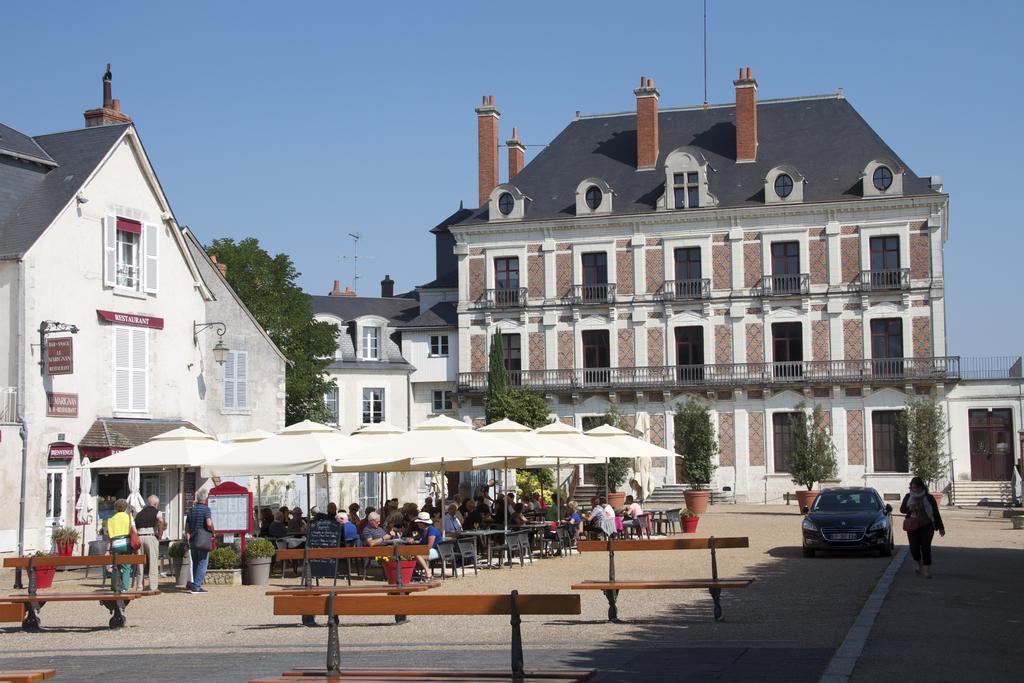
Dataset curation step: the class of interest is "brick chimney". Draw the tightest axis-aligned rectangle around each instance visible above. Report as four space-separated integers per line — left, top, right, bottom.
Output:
380 274 395 298
329 279 342 296
475 95 500 206
84 64 132 128
634 77 660 170
506 127 525 179
734 67 758 162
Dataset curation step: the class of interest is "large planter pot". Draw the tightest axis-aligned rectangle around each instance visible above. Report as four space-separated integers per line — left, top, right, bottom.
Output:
55 540 75 557
607 492 627 509
796 490 818 512
930 493 944 507
204 569 242 586
681 516 700 534
174 556 192 589
244 557 272 585
683 490 710 516
33 566 55 590
382 560 416 586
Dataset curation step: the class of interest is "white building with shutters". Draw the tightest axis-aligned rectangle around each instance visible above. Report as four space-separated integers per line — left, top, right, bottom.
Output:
0 71 285 553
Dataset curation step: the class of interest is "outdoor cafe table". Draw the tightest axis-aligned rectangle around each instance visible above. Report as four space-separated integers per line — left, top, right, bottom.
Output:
455 529 509 567
510 522 553 552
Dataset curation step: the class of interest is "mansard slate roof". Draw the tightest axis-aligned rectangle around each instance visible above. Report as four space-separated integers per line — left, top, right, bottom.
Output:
309 294 419 371
451 95 938 227
0 123 129 258
397 301 457 329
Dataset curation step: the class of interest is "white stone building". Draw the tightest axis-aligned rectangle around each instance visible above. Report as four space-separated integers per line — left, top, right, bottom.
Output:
0 69 286 553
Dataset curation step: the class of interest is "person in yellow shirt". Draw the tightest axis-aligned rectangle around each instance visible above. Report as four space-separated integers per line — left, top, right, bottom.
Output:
105 498 134 591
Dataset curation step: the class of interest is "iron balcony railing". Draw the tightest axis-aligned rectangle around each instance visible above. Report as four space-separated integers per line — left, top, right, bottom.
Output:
659 278 711 301
457 357 961 392
759 273 810 297
563 283 616 305
959 356 1023 380
0 387 17 423
857 269 910 292
470 287 528 310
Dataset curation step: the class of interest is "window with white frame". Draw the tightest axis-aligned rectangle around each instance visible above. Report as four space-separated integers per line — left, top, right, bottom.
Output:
116 225 140 288
223 350 249 411
432 390 453 412
430 335 449 357
113 326 147 412
104 216 158 293
362 388 385 423
362 326 381 360
673 172 700 209
324 386 339 425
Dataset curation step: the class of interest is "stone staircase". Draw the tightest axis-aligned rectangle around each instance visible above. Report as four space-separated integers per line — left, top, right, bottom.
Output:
644 484 688 507
951 481 1014 506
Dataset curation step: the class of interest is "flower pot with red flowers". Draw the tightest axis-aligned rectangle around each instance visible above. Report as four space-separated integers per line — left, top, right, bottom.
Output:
380 557 417 585
52 526 80 556
30 552 56 590
681 509 700 533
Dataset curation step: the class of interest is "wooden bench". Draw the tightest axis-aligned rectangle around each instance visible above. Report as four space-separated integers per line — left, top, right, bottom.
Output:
0 670 56 682
260 591 591 682
2 554 156 630
570 536 753 622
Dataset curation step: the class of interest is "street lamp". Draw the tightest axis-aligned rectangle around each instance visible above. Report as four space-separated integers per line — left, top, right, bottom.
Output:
193 321 229 365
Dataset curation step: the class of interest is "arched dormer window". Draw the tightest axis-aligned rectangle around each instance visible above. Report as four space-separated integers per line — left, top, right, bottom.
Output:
764 165 805 204
354 315 389 361
488 184 529 222
661 147 717 211
575 177 613 215
862 158 904 198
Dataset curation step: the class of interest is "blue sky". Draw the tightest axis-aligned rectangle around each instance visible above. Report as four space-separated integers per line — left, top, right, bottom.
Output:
3 1 1021 358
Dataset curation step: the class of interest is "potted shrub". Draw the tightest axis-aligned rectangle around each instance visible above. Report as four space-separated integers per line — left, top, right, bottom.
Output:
52 527 80 556
378 554 418 585
169 541 191 589
899 395 949 506
788 402 838 512
206 546 242 586
30 551 57 590
680 508 700 534
674 399 718 515
591 459 632 509
243 538 277 585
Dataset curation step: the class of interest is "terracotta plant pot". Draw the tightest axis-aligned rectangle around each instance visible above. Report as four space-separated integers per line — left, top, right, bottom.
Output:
606 492 627 509
682 516 700 533
55 540 74 557
796 490 818 512
33 566 55 590
683 490 710 516
382 560 416 585
930 492 944 507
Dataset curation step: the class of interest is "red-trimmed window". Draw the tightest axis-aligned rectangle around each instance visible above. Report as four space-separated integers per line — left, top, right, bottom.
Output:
104 215 158 293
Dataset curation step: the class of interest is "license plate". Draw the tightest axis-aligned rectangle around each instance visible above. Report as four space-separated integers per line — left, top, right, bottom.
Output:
831 533 858 540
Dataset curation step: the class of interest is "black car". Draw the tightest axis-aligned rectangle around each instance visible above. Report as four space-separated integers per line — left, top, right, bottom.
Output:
801 487 894 557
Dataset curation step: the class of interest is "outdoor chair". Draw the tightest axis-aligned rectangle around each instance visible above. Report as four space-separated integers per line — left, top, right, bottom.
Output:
664 508 682 535
431 540 459 580
454 538 479 576
559 525 578 556
541 526 564 558
628 514 652 540
513 531 533 565
488 531 525 568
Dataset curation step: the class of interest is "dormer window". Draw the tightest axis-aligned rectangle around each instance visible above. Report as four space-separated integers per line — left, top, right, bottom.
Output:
585 186 602 210
574 178 613 215
764 165 805 204
862 159 903 197
673 173 700 209
362 326 380 360
774 174 793 198
497 192 514 215
662 147 716 211
488 184 527 221
872 166 893 191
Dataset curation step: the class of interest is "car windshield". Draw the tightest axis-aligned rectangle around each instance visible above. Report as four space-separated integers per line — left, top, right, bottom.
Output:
812 491 880 512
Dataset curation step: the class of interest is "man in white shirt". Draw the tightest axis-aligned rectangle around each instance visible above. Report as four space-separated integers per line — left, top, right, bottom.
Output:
442 503 463 536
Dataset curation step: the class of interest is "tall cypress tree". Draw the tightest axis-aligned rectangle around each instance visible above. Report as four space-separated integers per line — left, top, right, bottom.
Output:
486 331 507 400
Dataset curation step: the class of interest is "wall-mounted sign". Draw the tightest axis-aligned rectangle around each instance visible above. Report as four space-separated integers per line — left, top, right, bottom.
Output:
96 309 164 330
47 442 75 459
46 337 74 375
46 392 78 418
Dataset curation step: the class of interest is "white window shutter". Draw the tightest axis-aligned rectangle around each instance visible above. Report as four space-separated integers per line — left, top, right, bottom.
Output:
130 329 148 412
113 327 130 410
143 222 159 293
236 351 249 410
222 351 236 410
103 216 117 287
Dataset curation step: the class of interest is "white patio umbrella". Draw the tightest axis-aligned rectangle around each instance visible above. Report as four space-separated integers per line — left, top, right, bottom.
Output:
220 429 274 519
632 412 655 501
127 467 146 514
347 423 407 505
74 457 95 554
584 423 676 505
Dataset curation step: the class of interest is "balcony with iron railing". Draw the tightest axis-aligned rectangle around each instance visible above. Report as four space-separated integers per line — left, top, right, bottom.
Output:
758 273 810 297
0 387 17 423
856 269 910 292
470 287 529 310
658 278 711 301
458 356 961 392
563 283 616 305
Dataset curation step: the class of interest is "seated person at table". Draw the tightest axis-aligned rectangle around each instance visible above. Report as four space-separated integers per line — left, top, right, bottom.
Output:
348 503 361 526
462 499 488 530
357 506 374 533
510 503 528 526
384 510 406 534
336 512 360 544
475 494 492 515
268 511 288 538
288 507 308 535
422 497 439 516
409 512 443 577
531 491 547 511
622 495 644 532
563 501 582 528
583 497 606 534
361 512 396 546
601 497 616 521
259 507 274 537
442 503 463 536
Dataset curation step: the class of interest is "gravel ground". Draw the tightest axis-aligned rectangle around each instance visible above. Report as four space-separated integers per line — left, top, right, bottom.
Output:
0 505 903 681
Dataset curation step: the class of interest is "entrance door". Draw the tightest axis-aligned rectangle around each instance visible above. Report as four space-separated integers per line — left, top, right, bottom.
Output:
969 409 1015 480
45 468 66 550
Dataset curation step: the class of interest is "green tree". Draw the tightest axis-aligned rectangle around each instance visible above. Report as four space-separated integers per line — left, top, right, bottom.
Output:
898 395 948 486
485 390 552 429
486 331 507 400
589 406 634 492
788 401 838 491
206 237 337 424
674 398 718 489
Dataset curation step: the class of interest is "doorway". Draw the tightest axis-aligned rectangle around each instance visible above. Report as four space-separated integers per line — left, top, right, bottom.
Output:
45 468 67 550
969 409 1014 481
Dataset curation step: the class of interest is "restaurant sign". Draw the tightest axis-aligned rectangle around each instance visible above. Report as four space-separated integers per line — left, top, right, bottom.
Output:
46 392 78 418
96 309 165 330
47 442 75 459
46 337 74 375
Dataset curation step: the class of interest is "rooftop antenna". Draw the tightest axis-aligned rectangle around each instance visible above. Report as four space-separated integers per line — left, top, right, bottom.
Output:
703 0 709 109
341 232 371 295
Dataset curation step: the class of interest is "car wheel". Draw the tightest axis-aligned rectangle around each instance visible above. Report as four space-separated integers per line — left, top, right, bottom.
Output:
879 543 891 557
803 546 815 558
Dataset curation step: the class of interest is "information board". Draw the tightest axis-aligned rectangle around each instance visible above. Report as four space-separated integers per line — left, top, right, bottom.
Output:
306 517 342 579
208 481 253 534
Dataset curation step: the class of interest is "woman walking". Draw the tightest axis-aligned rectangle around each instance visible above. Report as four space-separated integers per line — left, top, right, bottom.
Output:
900 476 945 578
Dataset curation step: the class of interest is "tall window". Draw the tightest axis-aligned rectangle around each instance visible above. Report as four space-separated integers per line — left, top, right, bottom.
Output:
358 472 380 510
494 257 519 306
673 172 699 209
502 334 521 377
362 326 380 360
773 412 799 472
581 330 610 384
771 241 800 293
432 390 453 412
869 236 902 289
674 247 702 298
872 410 908 472
581 252 608 301
772 322 803 378
115 223 140 289
324 387 339 425
674 326 704 382
870 318 903 376
223 350 249 412
104 216 158 293
429 335 449 357
113 326 147 412
361 388 385 424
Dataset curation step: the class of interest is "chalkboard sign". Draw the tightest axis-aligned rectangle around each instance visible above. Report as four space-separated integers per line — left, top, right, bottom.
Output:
306 518 342 579
208 481 253 534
